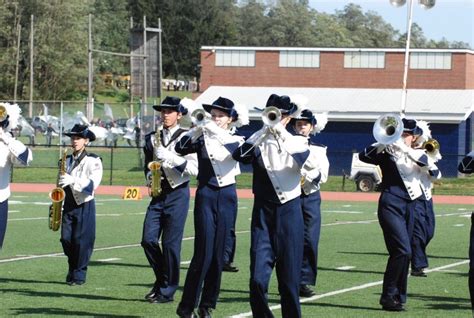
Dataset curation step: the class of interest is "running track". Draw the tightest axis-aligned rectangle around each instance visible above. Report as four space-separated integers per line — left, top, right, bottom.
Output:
10 183 473 204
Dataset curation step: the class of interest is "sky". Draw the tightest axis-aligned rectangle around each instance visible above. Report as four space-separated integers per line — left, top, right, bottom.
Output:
308 0 474 48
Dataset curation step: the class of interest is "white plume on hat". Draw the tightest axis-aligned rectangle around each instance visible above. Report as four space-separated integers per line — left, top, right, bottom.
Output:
289 94 308 118
232 103 249 128
0 102 21 131
416 120 431 144
312 112 328 134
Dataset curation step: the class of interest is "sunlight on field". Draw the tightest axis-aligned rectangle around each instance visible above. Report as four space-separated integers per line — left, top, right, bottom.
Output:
0 193 472 317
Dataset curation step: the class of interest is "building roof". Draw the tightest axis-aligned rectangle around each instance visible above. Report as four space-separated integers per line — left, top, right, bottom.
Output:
195 86 473 123
201 46 474 54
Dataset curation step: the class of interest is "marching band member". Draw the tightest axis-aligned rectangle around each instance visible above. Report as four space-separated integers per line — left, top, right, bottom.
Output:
410 121 441 277
0 103 32 250
359 118 437 311
459 150 474 310
60 124 103 285
233 94 315 318
141 96 198 304
175 96 247 318
291 109 330 297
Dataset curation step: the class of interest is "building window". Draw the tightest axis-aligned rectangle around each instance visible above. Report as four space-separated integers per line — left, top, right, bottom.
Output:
344 51 385 68
410 52 451 69
279 51 320 68
215 50 255 67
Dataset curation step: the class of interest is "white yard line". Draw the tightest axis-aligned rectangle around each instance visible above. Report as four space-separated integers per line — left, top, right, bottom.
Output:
0 230 251 264
229 259 470 318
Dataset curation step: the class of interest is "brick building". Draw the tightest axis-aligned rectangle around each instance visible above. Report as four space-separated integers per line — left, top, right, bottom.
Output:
195 46 474 177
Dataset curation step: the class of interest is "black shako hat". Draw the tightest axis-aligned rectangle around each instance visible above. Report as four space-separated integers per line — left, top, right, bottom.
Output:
202 96 238 121
152 96 188 115
402 118 422 136
64 124 96 142
265 94 297 115
293 109 317 126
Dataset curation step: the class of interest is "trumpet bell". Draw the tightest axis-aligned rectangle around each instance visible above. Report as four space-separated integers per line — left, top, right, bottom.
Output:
0 105 7 122
262 106 281 127
191 109 208 126
423 138 440 153
373 113 404 145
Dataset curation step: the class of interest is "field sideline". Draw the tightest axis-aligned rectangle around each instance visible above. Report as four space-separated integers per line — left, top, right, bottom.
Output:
0 187 473 317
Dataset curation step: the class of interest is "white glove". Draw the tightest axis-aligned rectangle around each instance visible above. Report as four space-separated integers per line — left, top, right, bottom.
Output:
0 129 13 145
155 146 173 161
59 173 75 187
187 126 203 142
270 123 287 142
204 121 225 136
392 139 410 154
302 168 320 182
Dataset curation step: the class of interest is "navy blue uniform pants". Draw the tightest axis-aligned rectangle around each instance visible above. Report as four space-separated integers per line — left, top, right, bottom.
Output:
223 201 237 265
411 198 435 270
0 200 8 249
300 191 322 286
141 184 190 299
249 196 304 318
61 199 96 283
178 184 236 312
469 213 474 308
378 191 415 305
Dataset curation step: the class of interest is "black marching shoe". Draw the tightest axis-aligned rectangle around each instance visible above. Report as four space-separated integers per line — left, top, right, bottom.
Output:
176 306 196 318
380 298 405 312
149 293 173 304
198 307 212 318
223 263 239 272
145 286 158 300
299 284 315 297
411 268 427 277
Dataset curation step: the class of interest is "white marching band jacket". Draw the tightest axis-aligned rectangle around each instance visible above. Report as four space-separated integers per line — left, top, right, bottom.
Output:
199 122 243 187
386 144 437 201
301 143 330 195
417 158 441 201
247 125 313 204
65 152 103 205
149 128 198 189
0 138 32 203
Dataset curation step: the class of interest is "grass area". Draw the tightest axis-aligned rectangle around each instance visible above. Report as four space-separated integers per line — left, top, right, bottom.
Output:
0 193 472 317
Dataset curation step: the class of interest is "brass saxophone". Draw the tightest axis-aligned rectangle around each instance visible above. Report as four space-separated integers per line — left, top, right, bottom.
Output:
48 149 67 231
148 128 162 197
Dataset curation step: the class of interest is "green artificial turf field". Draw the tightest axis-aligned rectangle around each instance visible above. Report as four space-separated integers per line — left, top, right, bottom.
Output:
0 193 472 317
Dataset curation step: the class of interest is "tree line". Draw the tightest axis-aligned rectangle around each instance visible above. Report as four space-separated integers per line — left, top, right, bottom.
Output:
0 0 470 101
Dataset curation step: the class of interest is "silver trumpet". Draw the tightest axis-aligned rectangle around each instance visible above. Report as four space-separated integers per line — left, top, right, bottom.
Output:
191 109 209 126
262 106 281 128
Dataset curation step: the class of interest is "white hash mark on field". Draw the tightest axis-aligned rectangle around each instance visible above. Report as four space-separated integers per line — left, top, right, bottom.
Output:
97 258 121 262
229 260 470 318
336 266 356 270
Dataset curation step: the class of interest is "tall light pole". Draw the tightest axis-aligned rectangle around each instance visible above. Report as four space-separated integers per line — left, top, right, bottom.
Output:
390 0 435 114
